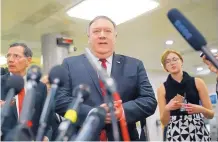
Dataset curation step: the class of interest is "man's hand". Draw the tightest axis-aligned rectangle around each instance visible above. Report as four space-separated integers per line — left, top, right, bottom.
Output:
114 100 122 108
100 100 123 124
100 103 109 112
100 103 111 124
202 55 218 75
42 136 49 142
114 100 123 121
0 100 5 108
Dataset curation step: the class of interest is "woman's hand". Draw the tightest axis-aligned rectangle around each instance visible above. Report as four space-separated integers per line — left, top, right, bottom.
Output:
165 98 182 111
184 103 204 114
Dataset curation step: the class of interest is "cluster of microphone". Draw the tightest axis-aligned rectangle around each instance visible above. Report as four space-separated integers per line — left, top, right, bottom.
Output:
1 7 218 141
1 64 109 141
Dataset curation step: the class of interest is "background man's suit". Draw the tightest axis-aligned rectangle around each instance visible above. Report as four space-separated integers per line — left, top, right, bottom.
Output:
56 54 157 141
0 73 51 140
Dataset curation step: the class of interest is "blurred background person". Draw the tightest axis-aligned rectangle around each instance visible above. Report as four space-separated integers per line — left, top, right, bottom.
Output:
157 49 214 141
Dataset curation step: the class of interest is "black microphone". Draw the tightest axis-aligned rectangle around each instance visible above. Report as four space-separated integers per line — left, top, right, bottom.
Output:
36 65 68 141
55 84 90 141
1 75 24 126
19 65 42 124
167 8 218 69
74 107 106 141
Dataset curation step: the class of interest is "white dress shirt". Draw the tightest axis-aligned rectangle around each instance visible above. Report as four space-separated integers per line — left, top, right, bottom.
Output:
91 52 113 76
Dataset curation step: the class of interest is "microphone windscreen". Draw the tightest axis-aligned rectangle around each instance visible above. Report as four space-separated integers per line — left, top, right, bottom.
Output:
48 65 68 86
73 84 90 100
88 107 106 129
167 8 207 51
27 65 42 82
6 75 24 94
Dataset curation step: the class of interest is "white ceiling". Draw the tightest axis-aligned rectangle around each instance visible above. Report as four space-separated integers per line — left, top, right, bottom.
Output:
1 0 217 83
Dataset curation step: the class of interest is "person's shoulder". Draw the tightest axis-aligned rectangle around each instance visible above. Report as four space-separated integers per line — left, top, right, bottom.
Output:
157 83 165 90
115 54 142 64
1 74 10 98
194 77 206 88
194 77 204 83
63 54 85 62
1 73 10 83
157 83 166 96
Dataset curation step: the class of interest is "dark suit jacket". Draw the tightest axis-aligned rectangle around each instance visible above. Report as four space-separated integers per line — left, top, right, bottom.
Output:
55 54 157 141
0 73 50 140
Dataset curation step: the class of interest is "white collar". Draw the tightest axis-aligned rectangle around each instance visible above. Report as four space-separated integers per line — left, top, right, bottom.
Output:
91 52 113 64
10 72 26 81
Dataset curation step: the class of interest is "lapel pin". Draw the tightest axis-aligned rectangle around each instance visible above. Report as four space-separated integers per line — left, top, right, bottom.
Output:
116 61 120 64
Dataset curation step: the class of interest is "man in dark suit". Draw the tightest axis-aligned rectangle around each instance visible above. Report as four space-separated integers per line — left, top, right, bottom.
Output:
0 43 50 141
55 16 157 141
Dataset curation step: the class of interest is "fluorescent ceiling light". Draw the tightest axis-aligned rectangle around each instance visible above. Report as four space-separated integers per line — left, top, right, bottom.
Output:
0 56 7 65
165 40 174 45
196 68 210 75
211 48 218 54
67 0 159 25
196 67 203 71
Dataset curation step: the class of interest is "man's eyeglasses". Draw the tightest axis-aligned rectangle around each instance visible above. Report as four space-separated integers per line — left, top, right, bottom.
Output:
165 57 180 64
5 54 25 60
92 29 113 36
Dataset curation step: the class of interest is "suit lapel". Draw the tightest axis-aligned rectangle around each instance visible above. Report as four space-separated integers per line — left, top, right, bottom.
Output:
82 55 103 100
111 54 124 83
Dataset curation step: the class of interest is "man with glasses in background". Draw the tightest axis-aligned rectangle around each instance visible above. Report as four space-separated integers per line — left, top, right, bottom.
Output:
0 43 51 141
